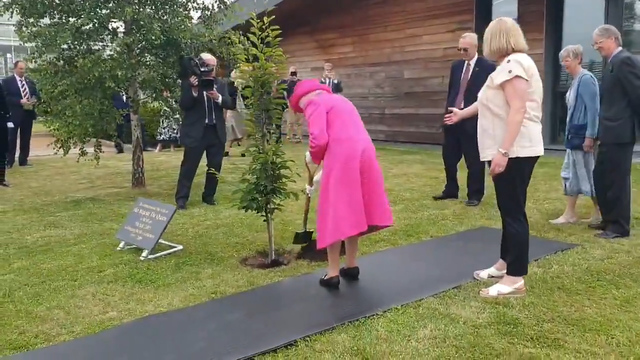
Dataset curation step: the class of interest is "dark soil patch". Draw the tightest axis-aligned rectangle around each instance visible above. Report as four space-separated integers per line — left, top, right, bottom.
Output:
296 240 346 262
240 249 294 269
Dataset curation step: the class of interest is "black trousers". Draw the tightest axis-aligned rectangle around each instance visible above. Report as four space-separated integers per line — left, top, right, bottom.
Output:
7 120 33 167
492 156 539 277
175 126 225 204
0 146 6 183
594 143 633 236
441 122 485 200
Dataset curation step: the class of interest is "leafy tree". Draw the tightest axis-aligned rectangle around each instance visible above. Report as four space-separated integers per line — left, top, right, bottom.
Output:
2 0 240 188
234 13 299 263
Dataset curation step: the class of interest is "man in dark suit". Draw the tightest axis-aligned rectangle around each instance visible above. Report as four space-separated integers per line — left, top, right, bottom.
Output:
434 33 496 206
319 62 343 94
590 25 640 239
3 60 40 168
0 81 11 187
175 53 235 210
111 91 151 153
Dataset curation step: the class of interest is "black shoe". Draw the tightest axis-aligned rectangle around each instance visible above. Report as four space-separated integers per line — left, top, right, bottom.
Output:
595 231 627 239
433 193 458 201
588 222 606 230
176 202 187 210
319 274 340 289
6 164 12 169
339 266 360 281
0 181 9 187
202 198 217 206
224 151 229 157
465 199 481 207
241 153 246 157
18 163 32 167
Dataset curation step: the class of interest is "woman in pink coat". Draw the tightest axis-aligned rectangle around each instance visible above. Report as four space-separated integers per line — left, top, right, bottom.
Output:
290 79 394 289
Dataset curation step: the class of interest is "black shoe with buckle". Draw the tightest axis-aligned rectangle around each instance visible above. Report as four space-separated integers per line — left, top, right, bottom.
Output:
319 274 340 289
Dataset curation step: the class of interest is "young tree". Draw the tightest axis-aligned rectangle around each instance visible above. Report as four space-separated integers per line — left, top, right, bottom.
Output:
234 13 299 264
2 0 239 188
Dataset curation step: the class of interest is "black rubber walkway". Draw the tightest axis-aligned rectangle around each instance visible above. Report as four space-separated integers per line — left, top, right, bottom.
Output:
8 227 576 360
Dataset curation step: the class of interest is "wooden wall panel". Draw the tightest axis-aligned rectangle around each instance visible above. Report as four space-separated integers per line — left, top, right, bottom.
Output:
273 0 475 144
518 0 546 79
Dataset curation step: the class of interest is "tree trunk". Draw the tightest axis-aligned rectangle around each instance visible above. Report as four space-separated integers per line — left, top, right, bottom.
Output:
266 212 275 262
129 112 146 189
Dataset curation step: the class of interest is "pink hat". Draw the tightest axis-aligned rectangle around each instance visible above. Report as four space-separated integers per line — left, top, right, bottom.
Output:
289 79 331 113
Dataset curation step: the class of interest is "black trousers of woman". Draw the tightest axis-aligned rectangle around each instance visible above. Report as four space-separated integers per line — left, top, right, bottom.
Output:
491 156 539 277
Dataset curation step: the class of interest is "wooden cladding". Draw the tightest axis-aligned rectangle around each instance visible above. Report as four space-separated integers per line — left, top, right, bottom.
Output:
518 0 546 79
265 0 547 144
275 0 474 144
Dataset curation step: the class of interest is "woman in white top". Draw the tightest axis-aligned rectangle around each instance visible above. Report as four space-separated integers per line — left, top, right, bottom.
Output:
445 17 544 298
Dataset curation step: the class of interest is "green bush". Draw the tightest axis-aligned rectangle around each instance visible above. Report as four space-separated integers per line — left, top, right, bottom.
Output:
139 101 165 141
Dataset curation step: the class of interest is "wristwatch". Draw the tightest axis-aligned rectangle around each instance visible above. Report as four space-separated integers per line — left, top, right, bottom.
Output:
497 148 510 157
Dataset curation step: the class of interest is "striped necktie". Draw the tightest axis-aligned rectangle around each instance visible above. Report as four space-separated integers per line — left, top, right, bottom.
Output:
19 78 30 100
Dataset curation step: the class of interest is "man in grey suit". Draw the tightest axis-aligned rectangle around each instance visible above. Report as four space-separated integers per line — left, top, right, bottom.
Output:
591 25 640 239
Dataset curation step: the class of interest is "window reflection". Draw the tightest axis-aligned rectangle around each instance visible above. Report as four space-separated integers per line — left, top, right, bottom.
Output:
554 0 605 143
492 0 517 20
623 0 640 54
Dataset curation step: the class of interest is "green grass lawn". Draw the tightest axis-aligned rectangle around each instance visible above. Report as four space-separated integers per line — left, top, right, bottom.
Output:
2 144 640 358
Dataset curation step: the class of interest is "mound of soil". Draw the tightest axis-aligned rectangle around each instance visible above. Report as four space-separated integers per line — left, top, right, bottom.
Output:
240 249 294 269
296 240 346 262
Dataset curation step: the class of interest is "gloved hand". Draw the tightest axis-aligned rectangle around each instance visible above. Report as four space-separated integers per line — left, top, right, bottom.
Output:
305 169 322 197
305 184 314 197
305 151 314 166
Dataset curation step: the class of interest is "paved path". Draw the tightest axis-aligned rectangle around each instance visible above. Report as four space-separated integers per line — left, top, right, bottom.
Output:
21 133 122 158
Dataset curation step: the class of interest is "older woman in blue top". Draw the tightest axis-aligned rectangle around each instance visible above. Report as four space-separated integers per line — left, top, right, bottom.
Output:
550 45 600 224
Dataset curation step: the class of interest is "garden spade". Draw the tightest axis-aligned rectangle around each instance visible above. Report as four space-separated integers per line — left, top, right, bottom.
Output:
293 160 318 245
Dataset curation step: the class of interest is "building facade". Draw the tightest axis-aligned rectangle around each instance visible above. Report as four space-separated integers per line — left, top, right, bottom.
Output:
233 0 640 146
0 14 30 77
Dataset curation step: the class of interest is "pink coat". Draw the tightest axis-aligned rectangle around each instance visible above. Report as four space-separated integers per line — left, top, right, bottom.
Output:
292 81 393 249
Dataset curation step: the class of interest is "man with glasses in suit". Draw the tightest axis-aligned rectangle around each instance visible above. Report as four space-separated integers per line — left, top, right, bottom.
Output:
433 32 496 207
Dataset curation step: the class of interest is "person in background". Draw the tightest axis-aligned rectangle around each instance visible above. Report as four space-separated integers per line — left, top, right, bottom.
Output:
111 90 152 153
590 24 640 239
224 69 245 157
0 81 10 187
3 60 39 168
290 79 394 290
434 33 496 207
279 66 302 142
445 17 544 298
155 89 181 152
549 45 600 225
319 62 343 94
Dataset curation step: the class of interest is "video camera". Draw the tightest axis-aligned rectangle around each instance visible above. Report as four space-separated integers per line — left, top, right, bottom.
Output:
179 55 216 92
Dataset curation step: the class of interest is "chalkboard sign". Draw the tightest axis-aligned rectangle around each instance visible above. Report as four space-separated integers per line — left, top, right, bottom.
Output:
116 198 176 251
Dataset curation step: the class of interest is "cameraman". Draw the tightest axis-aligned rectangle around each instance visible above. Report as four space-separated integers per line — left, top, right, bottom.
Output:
174 53 235 210
279 66 302 142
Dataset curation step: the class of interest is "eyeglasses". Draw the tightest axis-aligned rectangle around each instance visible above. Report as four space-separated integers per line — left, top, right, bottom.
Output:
457 47 469 53
591 39 605 48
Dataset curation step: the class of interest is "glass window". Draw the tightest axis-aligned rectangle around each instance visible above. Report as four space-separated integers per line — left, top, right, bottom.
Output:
623 0 640 54
492 0 517 20
553 0 606 143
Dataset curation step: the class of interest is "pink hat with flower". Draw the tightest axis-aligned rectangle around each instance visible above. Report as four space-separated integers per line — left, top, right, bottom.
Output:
289 79 331 113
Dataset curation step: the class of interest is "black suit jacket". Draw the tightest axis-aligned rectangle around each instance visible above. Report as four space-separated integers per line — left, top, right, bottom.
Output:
319 77 343 94
2 75 40 125
178 78 235 147
598 49 640 144
0 82 10 153
445 56 496 127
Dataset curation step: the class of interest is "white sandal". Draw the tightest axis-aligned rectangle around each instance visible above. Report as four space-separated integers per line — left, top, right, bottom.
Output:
479 281 526 298
473 266 506 282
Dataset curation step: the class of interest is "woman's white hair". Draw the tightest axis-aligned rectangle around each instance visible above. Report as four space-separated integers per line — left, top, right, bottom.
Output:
559 44 583 63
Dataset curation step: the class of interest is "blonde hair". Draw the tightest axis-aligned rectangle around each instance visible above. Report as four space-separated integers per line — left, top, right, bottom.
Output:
559 44 583 63
460 32 478 45
482 17 529 61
